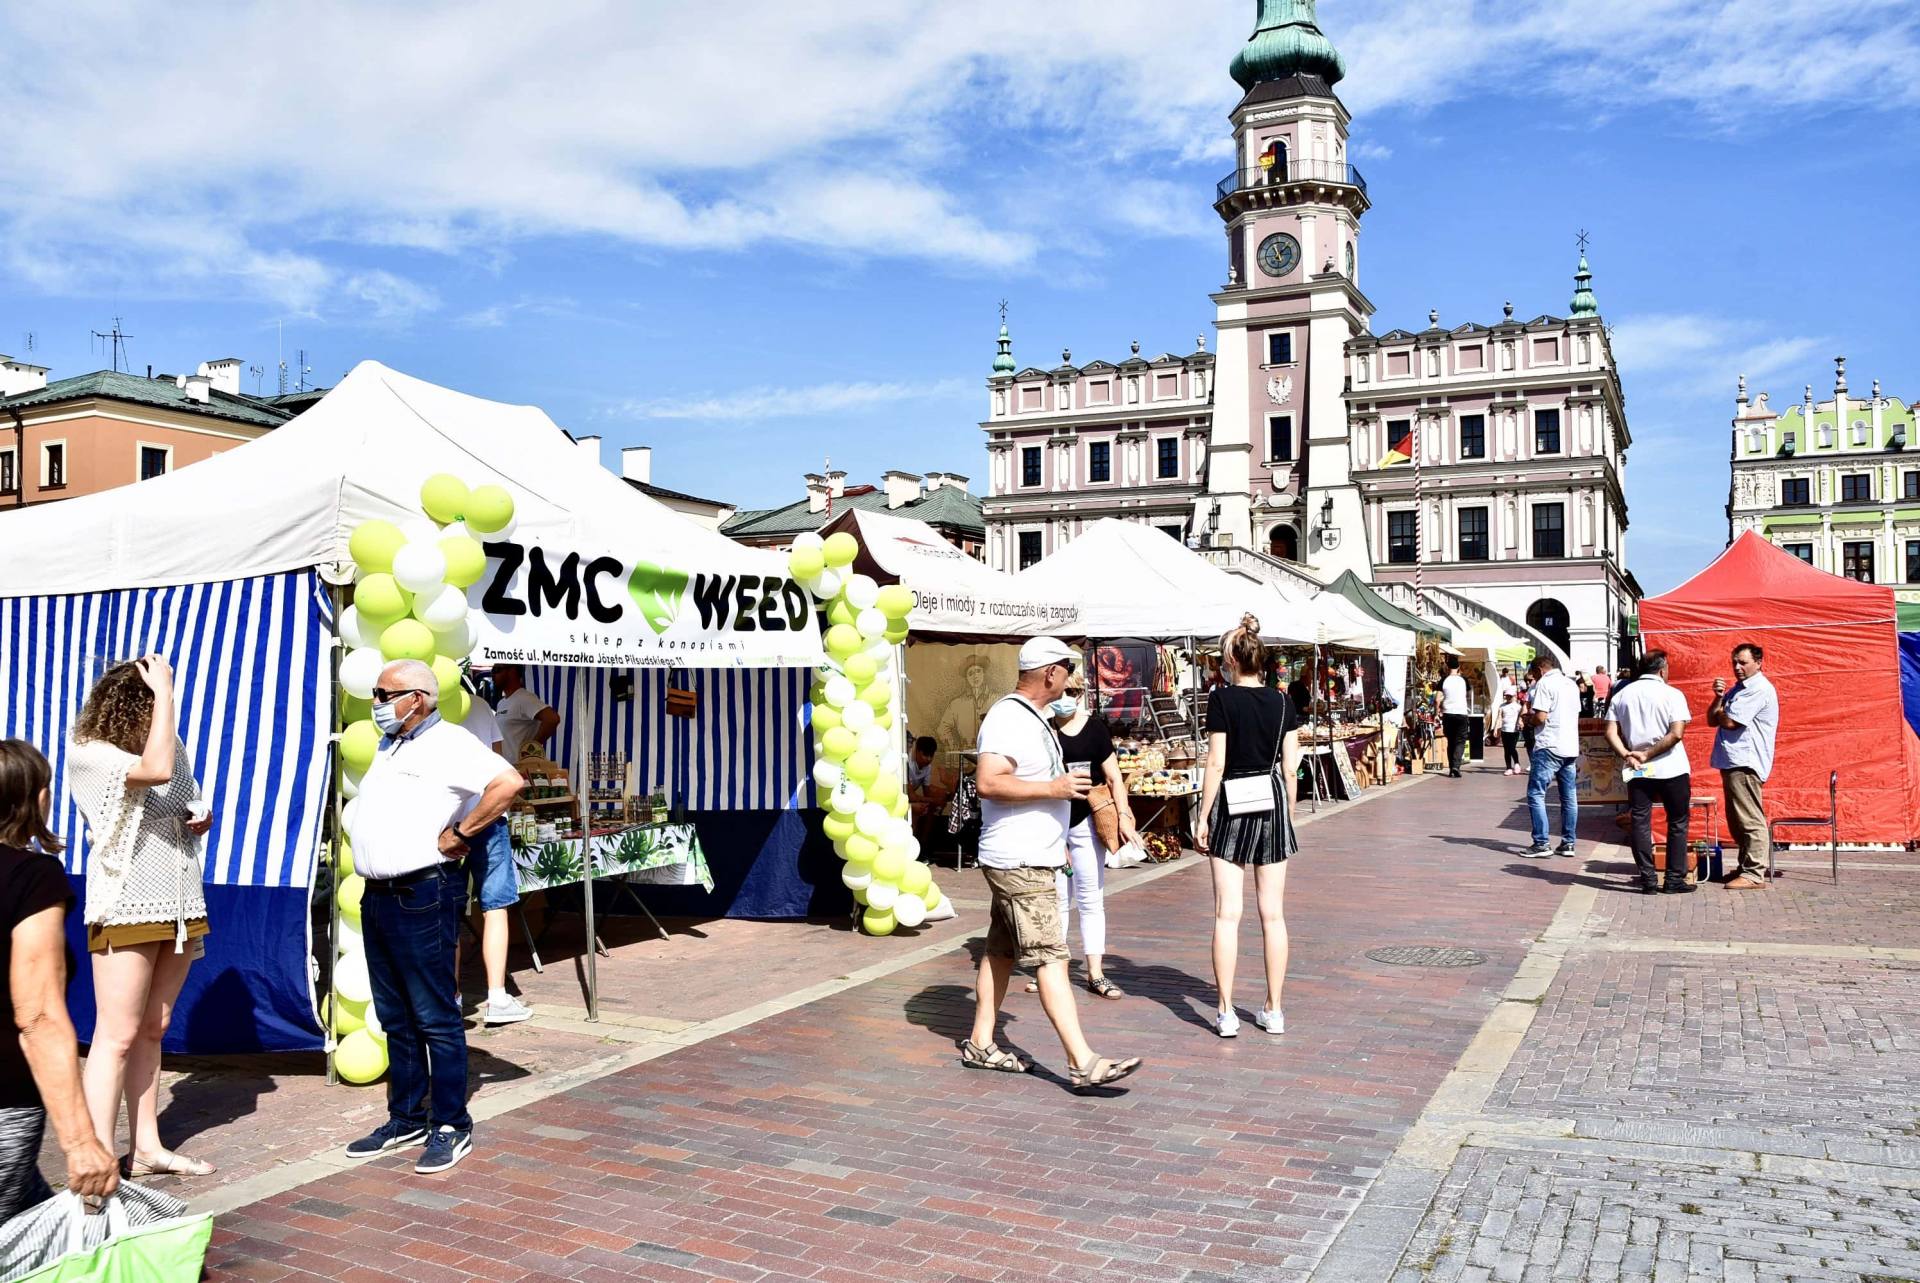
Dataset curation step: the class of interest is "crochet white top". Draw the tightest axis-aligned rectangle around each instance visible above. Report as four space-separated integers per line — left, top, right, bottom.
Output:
66 735 207 947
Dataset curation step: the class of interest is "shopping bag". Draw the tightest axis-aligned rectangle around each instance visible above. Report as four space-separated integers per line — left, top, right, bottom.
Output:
1 1187 210 1283
1103 841 1149 870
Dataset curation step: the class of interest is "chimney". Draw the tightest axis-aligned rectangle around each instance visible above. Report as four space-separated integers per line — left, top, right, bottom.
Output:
621 445 652 484
926 471 970 494
826 469 847 499
883 469 923 510
573 434 602 468
197 358 243 396
804 473 830 514
0 356 49 397
183 374 211 404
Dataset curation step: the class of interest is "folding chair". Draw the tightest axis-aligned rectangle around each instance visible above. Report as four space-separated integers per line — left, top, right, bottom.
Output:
1767 770 1839 885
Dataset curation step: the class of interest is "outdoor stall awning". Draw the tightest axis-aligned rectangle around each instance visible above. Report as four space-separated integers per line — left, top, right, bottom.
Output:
1323 570 1449 638
1265 582 1378 649
822 507 1079 638
1014 518 1293 641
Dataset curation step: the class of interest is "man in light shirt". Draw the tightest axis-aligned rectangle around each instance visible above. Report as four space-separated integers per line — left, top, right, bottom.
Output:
345 659 524 1175
490 664 559 763
1522 654 1581 858
1709 642 1780 890
963 637 1140 1092
1604 651 1693 895
1439 657 1470 778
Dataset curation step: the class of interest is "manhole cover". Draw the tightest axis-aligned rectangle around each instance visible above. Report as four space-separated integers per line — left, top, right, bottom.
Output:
1365 945 1488 968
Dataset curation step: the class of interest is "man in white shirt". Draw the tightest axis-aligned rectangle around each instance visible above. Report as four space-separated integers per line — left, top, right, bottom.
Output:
490 664 559 763
1439 657 1471 778
344 659 523 1175
963 637 1140 1092
457 693 531 1026
1522 655 1582 857
1604 651 1694 894
1708 642 1780 889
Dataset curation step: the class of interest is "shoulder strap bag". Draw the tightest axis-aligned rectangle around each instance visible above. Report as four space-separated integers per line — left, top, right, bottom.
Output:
1222 691 1292 816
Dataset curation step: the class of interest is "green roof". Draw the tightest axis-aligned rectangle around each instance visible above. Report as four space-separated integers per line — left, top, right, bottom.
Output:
1324 569 1448 637
723 483 983 541
1231 0 1344 91
0 369 295 429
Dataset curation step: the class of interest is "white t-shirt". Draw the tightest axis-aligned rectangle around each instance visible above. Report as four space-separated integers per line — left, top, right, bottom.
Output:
459 697 502 752
1498 676 1516 707
975 694 1067 870
1440 674 1469 716
350 717 515 880
495 686 551 763
1529 670 1582 758
1499 699 1523 733
1605 675 1691 779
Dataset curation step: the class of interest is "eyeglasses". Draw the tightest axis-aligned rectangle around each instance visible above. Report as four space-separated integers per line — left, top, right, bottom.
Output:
1054 660 1076 676
371 687 424 703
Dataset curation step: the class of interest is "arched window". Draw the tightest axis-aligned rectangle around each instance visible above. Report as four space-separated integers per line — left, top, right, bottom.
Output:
1268 525 1300 562
1526 598 1571 654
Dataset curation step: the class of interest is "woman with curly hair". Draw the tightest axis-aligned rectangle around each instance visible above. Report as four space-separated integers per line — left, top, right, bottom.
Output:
1193 615 1301 1039
67 654 215 1178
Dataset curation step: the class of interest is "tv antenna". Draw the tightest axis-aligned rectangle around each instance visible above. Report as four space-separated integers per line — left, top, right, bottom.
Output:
248 363 266 394
295 348 313 392
276 320 287 394
21 331 34 354
91 317 134 372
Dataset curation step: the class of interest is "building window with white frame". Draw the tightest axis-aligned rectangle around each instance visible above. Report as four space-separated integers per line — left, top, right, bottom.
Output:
1268 415 1293 463
42 442 64 489
1387 511 1417 564
1020 446 1042 488
1156 438 1178 479
1458 506 1490 561
1784 543 1814 564
1088 441 1112 483
1018 531 1043 570
1267 332 1292 365
1532 502 1565 558
1904 470 1919 501
1843 540 1875 582
0 449 13 494
1780 477 1810 507
1907 540 1920 585
1841 472 1871 503
1157 523 1184 543
1459 414 1486 460
1533 409 1562 455
139 445 170 481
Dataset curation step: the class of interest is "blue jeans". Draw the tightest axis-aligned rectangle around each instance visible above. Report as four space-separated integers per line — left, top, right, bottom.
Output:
469 819 520 912
363 863 470 1133
1527 749 1578 848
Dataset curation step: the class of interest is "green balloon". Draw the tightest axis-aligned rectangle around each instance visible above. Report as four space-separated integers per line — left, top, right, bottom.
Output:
859 678 894 709
866 772 899 805
439 534 487 589
822 813 856 841
790 547 826 582
846 834 879 864
823 532 859 568
380 618 436 662
901 861 933 895
821 726 858 760
876 584 916 620
812 704 843 734
862 906 897 936
826 598 858 628
873 848 906 882
844 653 878 685
354 573 410 624
340 719 381 771
464 484 516 534
334 1029 388 1084
844 750 880 786
825 624 863 659
884 621 910 645
420 474 470 525
348 520 406 576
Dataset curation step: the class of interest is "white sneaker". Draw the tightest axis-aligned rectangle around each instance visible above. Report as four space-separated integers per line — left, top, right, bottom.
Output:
1214 1009 1240 1038
1255 1008 1285 1035
483 994 533 1025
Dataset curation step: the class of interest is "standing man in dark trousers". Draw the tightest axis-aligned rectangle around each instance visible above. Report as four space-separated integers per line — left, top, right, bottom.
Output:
1604 651 1694 894
1439 657 1470 778
1709 642 1779 890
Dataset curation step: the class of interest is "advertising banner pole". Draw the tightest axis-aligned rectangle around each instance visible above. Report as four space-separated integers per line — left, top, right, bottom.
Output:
576 680 599 1021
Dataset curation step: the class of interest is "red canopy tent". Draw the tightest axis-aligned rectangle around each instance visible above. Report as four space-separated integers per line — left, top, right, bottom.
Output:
1639 532 1920 846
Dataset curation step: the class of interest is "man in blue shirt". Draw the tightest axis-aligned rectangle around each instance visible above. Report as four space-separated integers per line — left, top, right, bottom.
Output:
1708 642 1780 889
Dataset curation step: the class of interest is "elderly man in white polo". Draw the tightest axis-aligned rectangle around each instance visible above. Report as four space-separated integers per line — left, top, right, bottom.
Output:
344 659 523 1175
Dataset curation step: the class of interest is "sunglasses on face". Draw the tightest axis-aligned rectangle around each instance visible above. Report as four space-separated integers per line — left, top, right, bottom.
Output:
1054 660 1076 676
371 687 424 703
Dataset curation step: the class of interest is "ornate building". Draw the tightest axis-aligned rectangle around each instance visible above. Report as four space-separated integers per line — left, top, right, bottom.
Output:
1728 357 1920 601
978 0 1636 668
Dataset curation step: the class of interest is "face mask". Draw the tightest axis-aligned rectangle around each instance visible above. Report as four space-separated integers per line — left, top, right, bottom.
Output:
1048 696 1079 719
371 697 408 736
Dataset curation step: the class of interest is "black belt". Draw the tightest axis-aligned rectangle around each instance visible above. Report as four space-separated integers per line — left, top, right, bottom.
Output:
363 862 461 892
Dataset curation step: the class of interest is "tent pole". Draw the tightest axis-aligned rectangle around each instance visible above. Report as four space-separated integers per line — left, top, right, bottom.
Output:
576 679 599 1022
325 579 346 1086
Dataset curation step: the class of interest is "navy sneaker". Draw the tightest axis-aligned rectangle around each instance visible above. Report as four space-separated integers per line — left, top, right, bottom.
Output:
345 1120 428 1159
415 1126 473 1174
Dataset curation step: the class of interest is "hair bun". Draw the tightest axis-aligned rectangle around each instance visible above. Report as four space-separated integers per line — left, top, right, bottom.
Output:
1239 613 1261 634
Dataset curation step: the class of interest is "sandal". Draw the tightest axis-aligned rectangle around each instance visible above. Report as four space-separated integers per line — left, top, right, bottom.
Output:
1069 1053 1143 1093
123 1150 217 1178
1086 977 1125 1000
959 1040 1029 1073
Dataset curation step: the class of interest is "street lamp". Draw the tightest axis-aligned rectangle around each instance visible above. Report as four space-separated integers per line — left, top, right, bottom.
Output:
1318 495 1341 550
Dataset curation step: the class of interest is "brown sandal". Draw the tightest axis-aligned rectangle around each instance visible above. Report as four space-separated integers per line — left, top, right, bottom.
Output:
959 1040 1029 1073
1087 977 1125 1000
123 1150 216 1178
1069 1053 1142 1092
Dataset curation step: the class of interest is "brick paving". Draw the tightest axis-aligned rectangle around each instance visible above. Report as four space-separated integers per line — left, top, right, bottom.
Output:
200 764 1577 1282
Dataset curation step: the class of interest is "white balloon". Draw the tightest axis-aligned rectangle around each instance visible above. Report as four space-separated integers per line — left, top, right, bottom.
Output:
392 542 448 594
809 568 843 599
791 531 825 552
841 701 875 733
340 770 360 800
840 865 872 892
438 521 470 541
812 759 845 791
885 817 914 847
431 617 475 660
414 584 470 630
855 801 889 837
363 999 386 1043
824 675 856 708
903 835 922 862
856 607 888 639
400 518 441 546
856 724 891 756
341 797 359 834
829 778 865 815
336 915 363 955
333 950 371 1004
844 574 880 610
338 605 375 650
865 880 899 911
814 658 845 681
892 894 926 928
339 646 385 699
865 636 894 661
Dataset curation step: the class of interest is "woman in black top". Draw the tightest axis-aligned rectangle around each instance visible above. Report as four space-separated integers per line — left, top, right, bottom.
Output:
1194 616 1301 1039
0 740 117 1220
1047 676 1138 1000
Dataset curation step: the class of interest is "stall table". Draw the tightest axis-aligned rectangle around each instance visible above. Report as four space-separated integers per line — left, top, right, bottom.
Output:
511 819 711 967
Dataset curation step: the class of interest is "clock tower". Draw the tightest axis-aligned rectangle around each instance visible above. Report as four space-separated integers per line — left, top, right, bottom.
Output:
1203 0 1373 578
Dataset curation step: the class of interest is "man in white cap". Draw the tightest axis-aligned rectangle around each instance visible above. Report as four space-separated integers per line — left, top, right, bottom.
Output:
961 636 1142 1093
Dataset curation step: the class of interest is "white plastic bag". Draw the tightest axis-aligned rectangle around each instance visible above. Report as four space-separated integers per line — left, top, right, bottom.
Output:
1104 841 1148 870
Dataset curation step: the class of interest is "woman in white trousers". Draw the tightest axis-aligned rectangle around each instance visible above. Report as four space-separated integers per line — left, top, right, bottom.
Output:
1046 673 1138 999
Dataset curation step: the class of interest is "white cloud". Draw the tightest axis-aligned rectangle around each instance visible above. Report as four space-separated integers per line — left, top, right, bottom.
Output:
607 378 972 422
1354 140 1394 161
1610 313 1826 402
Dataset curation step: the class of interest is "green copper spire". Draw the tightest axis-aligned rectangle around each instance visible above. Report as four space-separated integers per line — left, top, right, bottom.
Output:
991 321 1016 375
1570 253 1599 318
1230 0 1345 91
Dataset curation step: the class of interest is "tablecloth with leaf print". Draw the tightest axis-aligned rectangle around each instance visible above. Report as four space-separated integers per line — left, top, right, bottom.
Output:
510 822 712 894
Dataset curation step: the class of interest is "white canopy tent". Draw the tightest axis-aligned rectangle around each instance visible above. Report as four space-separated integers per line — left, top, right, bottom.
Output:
1016 518 1309 643
1264 582 1381 650
821 508 1077 639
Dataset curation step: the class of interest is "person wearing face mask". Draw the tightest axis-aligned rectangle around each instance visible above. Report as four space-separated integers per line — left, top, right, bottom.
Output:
344 659 524 1176
1045 675 1136 1001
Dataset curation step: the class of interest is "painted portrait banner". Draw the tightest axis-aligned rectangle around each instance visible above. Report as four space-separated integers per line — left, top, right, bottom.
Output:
905 641 1022 766
471 535 823 669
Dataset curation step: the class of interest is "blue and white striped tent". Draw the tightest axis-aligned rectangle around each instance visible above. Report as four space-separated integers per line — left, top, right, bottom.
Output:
0 362 821 1054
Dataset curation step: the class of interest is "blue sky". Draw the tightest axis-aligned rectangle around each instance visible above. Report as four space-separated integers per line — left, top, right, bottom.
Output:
5 0 1919 592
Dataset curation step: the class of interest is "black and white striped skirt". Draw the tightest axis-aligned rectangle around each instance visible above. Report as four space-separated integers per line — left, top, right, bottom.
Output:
0 1104 51 1224
1206 772 1299 866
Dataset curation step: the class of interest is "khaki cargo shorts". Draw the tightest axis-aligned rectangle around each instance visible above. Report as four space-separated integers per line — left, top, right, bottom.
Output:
982 865 1067 968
